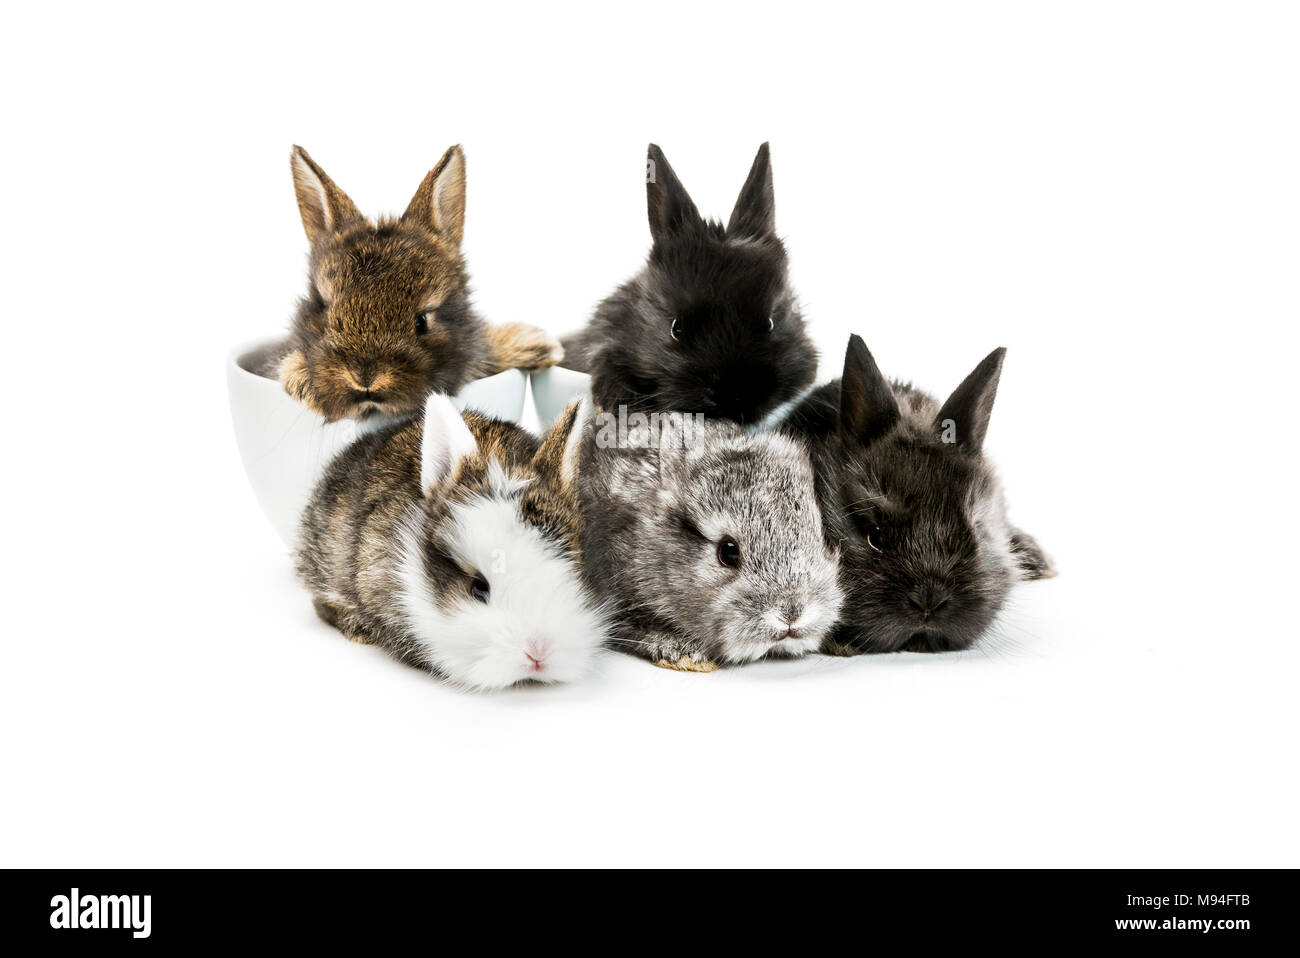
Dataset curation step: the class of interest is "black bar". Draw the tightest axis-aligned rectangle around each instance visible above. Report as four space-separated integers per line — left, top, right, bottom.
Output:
0 868 1292 947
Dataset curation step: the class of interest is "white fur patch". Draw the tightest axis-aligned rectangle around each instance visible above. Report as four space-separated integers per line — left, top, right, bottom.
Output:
485 458 531 498
761 603 827 636
396 496 608 691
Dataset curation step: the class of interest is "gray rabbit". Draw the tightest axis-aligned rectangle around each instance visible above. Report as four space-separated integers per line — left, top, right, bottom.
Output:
578 413 842 670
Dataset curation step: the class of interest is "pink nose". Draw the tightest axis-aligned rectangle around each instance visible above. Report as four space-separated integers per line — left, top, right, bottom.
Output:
525 638 551 672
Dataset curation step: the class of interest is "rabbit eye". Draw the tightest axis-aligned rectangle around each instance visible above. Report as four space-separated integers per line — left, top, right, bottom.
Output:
717 538 742 569
415 309 435 335
865 527 884 553
670 318 684 341
469 575 490 603
767 313 776 333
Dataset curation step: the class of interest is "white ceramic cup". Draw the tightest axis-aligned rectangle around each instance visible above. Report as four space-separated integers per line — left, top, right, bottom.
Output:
228 338 528 547
529 365 592 430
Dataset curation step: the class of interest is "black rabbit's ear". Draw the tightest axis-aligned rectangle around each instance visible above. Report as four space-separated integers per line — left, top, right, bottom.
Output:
726 142 775 237
935 347 1006 453
290 146 363 245
840 335 900 446
402 145 467 246
646 144 701 243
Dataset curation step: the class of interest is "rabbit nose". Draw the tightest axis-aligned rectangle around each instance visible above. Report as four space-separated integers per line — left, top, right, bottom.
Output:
709 375 749 403
525 637 551 672
346 357 380 390
908 588 951 619
713 385 744 403
770 603 808 638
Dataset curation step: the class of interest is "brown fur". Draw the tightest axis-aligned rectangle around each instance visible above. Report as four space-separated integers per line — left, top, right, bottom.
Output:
296 403 586 665
484 323 565 374
270 145 562 422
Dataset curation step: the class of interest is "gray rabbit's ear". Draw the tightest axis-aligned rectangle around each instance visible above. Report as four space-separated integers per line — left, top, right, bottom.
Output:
421 393 479 495
726 142 775 237
935 347 1006 453
402 145 467 246
840 335 900 446
290 146 363 245
646 144 702 243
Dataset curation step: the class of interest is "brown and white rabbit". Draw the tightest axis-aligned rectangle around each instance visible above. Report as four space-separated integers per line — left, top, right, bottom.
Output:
264 145 562 422
296 394 607 690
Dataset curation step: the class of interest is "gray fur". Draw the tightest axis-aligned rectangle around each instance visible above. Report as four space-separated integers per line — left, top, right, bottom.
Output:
578 419 843 666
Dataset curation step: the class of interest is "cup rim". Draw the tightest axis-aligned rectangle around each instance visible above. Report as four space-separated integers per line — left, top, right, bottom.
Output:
226 337 534 391
228 336 288 383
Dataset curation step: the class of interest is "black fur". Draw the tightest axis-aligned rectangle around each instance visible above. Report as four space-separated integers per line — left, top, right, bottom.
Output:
563 143 818 425
783 336 1054 654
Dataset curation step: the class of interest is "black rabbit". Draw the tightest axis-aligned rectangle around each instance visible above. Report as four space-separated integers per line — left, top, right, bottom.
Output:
563 143 818 426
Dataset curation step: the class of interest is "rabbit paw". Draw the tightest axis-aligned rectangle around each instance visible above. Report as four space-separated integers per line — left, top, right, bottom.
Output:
313 598 373 644
654 655 718 673
1010 528 1057 580
821 639 860 657
621 628 716 671
486 323 564 372
279 349 318 408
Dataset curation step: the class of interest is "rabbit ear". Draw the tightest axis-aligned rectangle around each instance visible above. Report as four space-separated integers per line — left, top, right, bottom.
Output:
402 145 467 245
532 397 589 493
935 347 1007 453
840 335 900 446
420 393 479 494
726 142 775 237
290 146 363 245
646 144 701 243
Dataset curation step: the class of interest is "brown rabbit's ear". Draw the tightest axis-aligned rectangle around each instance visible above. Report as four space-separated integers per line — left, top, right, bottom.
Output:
840 334 900 447
727 142 775 237
290 146 363 245
532 397 588 493
935 347 1006 453
402 145 467 245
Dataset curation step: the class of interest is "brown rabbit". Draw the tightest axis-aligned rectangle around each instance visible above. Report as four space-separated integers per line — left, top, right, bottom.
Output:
264 145 562 422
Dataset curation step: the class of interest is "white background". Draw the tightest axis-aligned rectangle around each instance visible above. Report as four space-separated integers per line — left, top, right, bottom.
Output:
2 1 1297 867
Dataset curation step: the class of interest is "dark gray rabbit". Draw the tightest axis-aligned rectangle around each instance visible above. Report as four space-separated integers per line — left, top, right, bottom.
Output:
782 336 1054 654
578 414 842 670
562 143 818 425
